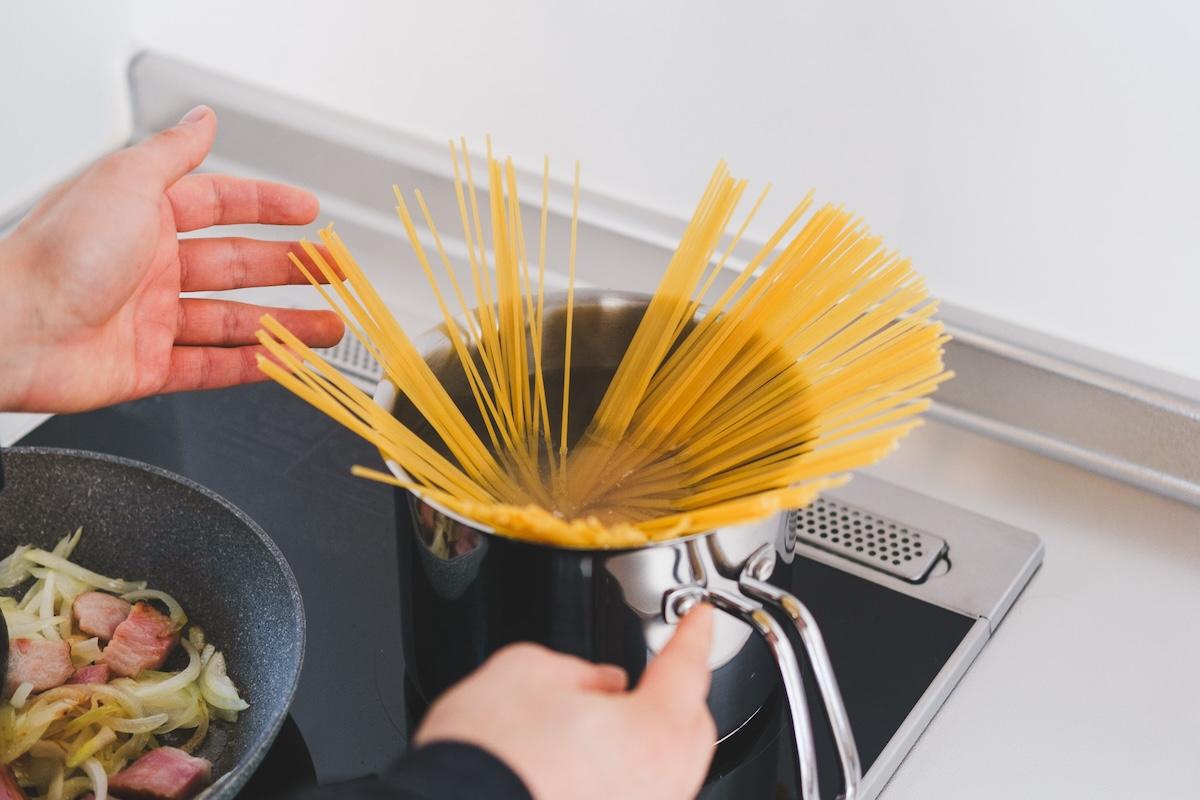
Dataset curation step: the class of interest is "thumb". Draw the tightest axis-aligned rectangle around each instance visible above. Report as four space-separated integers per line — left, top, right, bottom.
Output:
129 105 217 189
636 603 714 710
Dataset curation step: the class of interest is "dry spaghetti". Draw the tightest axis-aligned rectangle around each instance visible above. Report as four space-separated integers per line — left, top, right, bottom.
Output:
256 142 951 548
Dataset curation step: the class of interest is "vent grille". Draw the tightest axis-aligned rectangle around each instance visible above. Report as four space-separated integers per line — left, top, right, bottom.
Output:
791 497 947 582
317 335 383 391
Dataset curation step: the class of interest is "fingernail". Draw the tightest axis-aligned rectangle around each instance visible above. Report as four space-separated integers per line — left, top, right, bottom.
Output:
179 105 211 125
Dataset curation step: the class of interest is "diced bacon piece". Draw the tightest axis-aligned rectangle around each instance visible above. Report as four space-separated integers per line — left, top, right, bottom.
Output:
73 591 132 640
108 747 212 800
3 638 74 698
102 602 179 678
0 764 27 800
67 663 111 685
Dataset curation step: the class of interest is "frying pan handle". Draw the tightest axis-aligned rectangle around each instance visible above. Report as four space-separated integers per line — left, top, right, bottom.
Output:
664 585 821 800
740 574 863 800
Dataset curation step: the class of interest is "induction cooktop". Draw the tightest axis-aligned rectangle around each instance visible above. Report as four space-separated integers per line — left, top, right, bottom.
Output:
14 382 1041 799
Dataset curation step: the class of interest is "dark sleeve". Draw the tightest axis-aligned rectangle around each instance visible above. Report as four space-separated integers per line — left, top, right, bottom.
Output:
278 742 532 800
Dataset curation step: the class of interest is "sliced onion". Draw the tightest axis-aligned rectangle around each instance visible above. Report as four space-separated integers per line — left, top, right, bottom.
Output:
179 703 210 753
40 572 61 640
47 761 66 800
121 589 187 630
133 638 200 699
61 708 113 740
41 572 56 617
6 615 67 637
107 712 170 734
28 740 66 760
59 777 93 800
199 650 249 712
10 682 35 708
52 528 84 559
0 544 33 589
23 550 146 594
1 603 30 621
29 567 87 598
112 732 147 763
70 637 104 666
86 684 144 717
1 700 74 763
146 685 204 733
199 644 215 668
20 581 43 611
57 583 79 640
187 625 206 650
81 757 108 800
212 707 239 723
66 726 117 768
25 686 90 708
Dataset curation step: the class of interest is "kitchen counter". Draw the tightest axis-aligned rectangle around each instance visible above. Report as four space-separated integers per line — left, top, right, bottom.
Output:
861 419 1200 799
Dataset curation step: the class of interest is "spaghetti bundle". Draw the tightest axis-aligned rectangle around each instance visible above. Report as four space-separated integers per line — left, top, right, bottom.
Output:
256 142 951 548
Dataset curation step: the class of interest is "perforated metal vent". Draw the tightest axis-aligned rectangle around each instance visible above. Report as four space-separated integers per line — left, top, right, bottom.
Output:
317 335 383 391
792 497 947 582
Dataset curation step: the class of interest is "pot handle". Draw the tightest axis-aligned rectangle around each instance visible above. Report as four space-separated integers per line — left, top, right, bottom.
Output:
665 585 821 800
740 574 862 800
664 542 862 800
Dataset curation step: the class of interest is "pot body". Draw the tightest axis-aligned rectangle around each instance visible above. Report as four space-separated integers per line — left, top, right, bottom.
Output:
381 290 862 798
382 291 793 738
394 488 794 739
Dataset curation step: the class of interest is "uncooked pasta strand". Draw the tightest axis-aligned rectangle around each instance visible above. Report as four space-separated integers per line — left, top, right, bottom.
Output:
258 144 949 548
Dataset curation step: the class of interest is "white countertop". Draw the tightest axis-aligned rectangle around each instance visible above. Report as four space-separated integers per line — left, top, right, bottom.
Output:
863 418 1200 799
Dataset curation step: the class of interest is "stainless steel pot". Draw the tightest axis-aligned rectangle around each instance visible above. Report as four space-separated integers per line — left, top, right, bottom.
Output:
375 291 861 800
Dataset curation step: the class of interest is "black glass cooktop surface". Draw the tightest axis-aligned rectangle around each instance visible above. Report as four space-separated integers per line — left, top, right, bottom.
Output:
16 383 975 799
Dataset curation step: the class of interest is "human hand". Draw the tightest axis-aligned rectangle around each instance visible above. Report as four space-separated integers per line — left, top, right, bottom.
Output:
414 603 718 800
0 105 342 413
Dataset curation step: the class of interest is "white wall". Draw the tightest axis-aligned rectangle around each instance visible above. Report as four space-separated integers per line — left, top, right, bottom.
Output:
10 0 1192 381
0 3 132 218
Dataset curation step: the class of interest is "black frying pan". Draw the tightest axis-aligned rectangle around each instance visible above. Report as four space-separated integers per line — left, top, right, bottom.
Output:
0 447 306 799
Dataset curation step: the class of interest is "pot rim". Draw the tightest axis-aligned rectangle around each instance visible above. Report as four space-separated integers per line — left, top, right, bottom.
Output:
373 376 725 554
371 289 740 554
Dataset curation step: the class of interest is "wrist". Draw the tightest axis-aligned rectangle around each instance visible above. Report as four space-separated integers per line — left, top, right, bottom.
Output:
0 232 40 411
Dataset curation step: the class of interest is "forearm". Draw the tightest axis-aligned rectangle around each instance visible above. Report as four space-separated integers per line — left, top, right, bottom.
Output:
0 231 38 412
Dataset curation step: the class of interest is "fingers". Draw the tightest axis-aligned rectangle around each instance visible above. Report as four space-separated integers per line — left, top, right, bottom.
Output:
127 105 218 190
159 345 270 395
167 174 320 232
176 299 344 347
114 106 318 232
486 643 629 694
636 603 714 711
178 238 336 291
